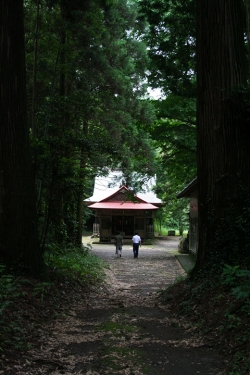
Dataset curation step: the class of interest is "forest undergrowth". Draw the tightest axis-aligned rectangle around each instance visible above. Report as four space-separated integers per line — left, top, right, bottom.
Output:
0 245 107 373
159 264 250 375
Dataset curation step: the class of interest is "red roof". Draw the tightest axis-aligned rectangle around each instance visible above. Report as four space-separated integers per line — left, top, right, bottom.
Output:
88 202 159 210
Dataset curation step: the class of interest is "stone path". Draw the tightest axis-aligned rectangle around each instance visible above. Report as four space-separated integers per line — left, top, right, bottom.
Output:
31 237 225 375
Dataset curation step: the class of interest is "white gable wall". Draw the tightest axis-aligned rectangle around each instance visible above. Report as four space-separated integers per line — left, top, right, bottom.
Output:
85 171 162 205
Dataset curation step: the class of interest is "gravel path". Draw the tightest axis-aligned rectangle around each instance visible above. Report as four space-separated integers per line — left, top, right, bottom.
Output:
62 237 225 375
88 237 185 297
28 237 225 375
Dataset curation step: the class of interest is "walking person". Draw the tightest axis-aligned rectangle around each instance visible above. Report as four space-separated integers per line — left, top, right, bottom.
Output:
115 232 123 257
132 231 141 258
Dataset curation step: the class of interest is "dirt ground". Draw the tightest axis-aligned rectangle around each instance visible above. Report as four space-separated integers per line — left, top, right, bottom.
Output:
40 238 226 374
2 237 227 374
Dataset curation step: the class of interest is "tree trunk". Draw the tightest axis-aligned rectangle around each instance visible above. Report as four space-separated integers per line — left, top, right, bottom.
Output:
0 0 45 277
31 0 40 138
245 0 250 76
76 120 89 246
195 0 250 271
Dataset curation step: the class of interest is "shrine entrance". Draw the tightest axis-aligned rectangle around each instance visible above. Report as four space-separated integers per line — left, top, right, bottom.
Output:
112 215 134 237
86 184 162 241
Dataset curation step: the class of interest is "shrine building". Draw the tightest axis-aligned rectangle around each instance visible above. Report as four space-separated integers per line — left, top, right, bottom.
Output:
84 171 163 242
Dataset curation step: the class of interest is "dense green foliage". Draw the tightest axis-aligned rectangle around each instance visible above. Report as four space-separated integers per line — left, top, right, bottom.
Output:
23 0 198 248
1 0 198 274
137 0 197 231
140 96 196 232
23 0 158 250
138 0 196 97
45 244 107 283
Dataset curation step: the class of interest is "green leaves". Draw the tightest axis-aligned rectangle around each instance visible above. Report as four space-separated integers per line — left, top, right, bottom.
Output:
140 94 196 231
138 0 196 97
24 0 160 248
0 265 19 315
222 264 250 299
221 264 240 287
45 244 107 285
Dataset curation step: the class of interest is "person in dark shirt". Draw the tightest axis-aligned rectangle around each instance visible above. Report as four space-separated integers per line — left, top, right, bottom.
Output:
115 232 123 257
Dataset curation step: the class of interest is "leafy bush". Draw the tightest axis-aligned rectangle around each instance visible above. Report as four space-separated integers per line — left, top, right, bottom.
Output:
45 244 108 286
222 264 250 321
0 264 24 350
222 264 250 299
0 265 18 315
221 264 240 287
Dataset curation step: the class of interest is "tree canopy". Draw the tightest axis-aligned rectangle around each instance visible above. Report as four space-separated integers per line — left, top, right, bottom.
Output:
0 0 160 273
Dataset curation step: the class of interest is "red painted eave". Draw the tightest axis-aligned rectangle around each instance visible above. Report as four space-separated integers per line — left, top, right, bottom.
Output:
88 202 159 210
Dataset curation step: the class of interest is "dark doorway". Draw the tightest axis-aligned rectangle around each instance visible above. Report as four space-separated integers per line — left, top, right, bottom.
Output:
112 215 134 236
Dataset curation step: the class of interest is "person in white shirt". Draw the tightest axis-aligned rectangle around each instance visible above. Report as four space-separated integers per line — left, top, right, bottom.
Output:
132 232 141 258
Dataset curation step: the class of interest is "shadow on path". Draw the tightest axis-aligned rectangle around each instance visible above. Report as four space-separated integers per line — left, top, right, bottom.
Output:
59 236 225 375
35 237 225 375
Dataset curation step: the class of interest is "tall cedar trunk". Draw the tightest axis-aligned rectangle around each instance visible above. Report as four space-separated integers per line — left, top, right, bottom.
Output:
76 157 85 245
76 120 89 245
53 28 66 244
31 0 40 138
0 0 45 276
195 0 250 271
245 0 250 75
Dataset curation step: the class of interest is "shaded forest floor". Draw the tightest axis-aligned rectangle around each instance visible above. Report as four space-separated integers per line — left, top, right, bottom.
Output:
0 237 249 374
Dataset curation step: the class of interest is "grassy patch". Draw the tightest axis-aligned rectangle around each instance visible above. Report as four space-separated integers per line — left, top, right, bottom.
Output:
45 244 108 287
